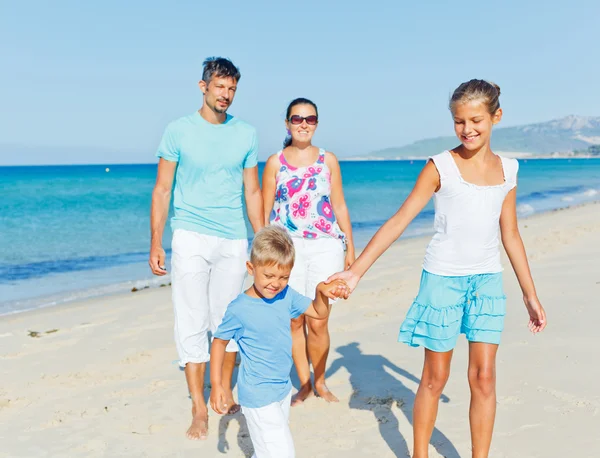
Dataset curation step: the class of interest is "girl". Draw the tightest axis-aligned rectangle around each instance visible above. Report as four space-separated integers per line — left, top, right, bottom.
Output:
262 97 355 405
329 80 547 457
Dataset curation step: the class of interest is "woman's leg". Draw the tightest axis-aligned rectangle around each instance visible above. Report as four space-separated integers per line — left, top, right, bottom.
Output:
306 312 337 402
467 342 498 458
413 349 453 458
288 238 313 406
291 315 313 405
304 238 344 402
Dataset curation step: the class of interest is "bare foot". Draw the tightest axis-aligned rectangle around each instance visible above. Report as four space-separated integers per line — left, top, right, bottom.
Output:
315 382 339 403
224 393 241 415
187 407 208 440
291 384 314 406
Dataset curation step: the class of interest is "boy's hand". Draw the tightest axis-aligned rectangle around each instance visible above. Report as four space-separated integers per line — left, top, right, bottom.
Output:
318 279 349 300
326 270 360 296
210 385 228 415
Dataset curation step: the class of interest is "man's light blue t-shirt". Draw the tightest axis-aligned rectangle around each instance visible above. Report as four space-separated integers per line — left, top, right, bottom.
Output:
213 286 311 408
156 112 258 240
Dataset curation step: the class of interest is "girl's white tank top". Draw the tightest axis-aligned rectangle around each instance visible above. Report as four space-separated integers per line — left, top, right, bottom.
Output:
422 150 519 276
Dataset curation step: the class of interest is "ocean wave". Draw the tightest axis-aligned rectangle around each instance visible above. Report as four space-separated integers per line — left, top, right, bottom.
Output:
0 249 172 282
0 275 172 316
517 204 536 216
516 185 599 216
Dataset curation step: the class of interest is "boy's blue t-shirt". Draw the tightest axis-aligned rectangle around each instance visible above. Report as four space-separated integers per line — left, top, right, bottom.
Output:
156 112 258 240
214 286 311 408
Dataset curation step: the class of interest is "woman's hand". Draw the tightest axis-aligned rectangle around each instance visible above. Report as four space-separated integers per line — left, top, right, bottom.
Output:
344 246 355 270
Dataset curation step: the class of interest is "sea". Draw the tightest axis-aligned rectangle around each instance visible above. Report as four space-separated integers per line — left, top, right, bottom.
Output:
2 158 600 315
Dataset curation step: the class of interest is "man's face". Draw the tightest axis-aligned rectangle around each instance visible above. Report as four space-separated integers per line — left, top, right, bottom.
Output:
199 76 238 114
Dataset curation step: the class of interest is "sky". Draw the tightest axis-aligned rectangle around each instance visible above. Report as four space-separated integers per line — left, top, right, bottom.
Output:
1 0 599 165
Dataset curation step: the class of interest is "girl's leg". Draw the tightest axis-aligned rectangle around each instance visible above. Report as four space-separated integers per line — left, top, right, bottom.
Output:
306 312 337 402
413 349 453 458
467 342 498 458
291 315 313 405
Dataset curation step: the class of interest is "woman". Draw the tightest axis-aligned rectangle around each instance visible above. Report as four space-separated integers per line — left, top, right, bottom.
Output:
262 97 355 405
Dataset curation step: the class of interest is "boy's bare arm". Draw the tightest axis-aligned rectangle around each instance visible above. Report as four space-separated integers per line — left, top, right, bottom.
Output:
209 338 229 414
303 280 348 320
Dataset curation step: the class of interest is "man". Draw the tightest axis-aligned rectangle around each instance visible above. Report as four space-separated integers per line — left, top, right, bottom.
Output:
149 57 263 440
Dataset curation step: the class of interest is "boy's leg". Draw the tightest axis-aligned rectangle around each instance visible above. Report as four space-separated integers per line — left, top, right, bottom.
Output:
209 237 248 413
305 238 344 402
171 230 213 439
243 392 295 458
279 390 295 456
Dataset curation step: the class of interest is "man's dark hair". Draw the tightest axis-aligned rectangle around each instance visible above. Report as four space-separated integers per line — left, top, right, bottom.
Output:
202 57 241 84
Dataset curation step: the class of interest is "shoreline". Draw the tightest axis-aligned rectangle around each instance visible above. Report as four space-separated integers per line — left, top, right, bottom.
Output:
3 199 599 320
343 154 600 161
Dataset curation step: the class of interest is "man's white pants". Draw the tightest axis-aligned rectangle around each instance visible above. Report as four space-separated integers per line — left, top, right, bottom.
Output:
171 229 248 367
242 390 295 458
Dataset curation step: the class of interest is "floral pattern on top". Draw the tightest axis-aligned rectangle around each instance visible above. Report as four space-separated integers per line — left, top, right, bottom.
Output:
270 149 346 242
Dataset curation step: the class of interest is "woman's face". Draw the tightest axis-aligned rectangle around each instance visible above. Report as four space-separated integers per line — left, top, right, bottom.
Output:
286 103 318 145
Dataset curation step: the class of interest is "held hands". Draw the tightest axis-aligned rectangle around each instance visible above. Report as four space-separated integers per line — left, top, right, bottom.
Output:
209 384 229 415
325 269 361 298
523 295 547 333
318 279 350 300
149 244 167 276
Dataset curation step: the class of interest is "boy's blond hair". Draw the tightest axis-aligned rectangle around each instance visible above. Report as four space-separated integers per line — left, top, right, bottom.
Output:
250 226 295 268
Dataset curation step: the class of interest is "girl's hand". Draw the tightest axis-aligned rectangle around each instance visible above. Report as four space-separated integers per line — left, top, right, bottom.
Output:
523 295 547 333
326 270 360 296
344 247 355 270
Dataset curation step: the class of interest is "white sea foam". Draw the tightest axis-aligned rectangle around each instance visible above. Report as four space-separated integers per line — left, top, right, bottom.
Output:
0 274 172 316
517 203 535 217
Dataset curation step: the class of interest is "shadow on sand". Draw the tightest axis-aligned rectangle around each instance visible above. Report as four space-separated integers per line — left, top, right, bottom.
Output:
326 342 460 458
217 412 253 457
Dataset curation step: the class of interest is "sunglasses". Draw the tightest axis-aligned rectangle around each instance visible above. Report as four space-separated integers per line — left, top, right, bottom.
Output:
288 115 318 125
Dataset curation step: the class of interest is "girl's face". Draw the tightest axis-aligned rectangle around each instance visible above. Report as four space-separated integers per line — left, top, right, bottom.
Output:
452 100 502 151
286 104 318 145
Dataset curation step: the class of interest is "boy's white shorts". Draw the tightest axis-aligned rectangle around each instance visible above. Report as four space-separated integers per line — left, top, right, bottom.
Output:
288 236 345 300
171 229 248 367
242 390 294 458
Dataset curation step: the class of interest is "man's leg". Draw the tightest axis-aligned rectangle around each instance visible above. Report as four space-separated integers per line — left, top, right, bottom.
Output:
183 363 208 440
171 229 213 439
209 237 248 414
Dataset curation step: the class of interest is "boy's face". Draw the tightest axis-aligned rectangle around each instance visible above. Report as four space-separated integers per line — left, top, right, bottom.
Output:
247 262 293 299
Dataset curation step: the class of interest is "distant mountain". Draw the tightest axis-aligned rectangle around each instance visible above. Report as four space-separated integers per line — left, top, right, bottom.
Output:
363 115 600 159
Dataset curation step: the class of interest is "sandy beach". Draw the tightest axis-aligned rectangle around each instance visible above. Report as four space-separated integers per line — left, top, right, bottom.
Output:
1 202 599 457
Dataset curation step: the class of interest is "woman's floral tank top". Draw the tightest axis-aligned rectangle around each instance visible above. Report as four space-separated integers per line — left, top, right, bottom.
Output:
270 148 346 242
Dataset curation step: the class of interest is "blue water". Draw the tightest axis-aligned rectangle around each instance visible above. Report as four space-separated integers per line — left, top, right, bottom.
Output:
2 159 600 315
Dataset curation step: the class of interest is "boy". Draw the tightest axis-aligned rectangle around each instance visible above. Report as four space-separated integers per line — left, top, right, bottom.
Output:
210 226 347 457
